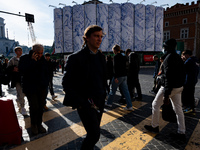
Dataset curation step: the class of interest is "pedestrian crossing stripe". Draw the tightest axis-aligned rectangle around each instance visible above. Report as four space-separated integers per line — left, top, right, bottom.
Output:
185 119 200 150
11 101 146 150
19 106 75 129
101 115 168 150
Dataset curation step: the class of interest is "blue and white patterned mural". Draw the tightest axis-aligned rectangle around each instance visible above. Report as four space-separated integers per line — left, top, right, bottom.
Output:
108 3 121 51
146 5 155 51
63 6 73 53
155 7 164 52
135 4 145 51
54 8 63 53
54 3 163 53
72 5 84 52
121 3 134 51
84 4 96 28
97 4 108 52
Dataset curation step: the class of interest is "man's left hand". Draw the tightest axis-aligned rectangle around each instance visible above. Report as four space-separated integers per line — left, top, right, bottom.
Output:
163 97 170 105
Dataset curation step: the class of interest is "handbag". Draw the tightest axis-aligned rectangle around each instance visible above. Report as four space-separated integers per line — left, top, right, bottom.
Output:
162 100 177 123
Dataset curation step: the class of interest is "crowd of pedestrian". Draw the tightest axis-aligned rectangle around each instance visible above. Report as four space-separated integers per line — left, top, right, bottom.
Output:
0 25 199 149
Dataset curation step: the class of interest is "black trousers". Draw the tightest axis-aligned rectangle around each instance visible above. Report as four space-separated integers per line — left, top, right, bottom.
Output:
77 96 105 150
127 74 142 98
26 88 47 126
49 76 54 96
182 85 195 110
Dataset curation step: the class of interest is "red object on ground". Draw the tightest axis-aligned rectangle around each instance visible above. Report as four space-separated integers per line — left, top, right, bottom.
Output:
0 99 22 145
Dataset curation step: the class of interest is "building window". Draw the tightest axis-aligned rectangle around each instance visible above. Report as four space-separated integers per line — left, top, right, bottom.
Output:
180 28 189 39
182 18 187 24
165 21 169 27
163 31 170 41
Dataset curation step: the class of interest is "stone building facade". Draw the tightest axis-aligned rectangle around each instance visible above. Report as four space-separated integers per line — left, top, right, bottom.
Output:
164 1 200 59
0 17 18 57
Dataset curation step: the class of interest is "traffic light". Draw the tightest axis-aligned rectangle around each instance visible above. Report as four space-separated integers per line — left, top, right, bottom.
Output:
25 13 34 23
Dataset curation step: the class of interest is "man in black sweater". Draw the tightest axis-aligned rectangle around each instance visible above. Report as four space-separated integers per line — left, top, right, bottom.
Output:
62 25 106 150
105 45 133 110
144 38 186 141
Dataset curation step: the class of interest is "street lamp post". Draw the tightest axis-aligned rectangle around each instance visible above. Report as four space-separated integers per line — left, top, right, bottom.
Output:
72 1 78 5
160 4 169 7
49 5 57 8
140 0 145 4
59 3 66 6
150 1 157 5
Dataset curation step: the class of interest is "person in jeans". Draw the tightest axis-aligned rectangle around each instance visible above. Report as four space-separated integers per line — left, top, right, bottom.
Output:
144 38 186 141
105 45 133 110
62 25 107 150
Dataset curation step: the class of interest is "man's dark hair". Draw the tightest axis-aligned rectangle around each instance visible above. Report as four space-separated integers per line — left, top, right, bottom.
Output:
163 38 177 50
125 49 132 56
45 52 51 57
160 55 166 60
182 50 192 56
112 45 121 52
82 25 104 48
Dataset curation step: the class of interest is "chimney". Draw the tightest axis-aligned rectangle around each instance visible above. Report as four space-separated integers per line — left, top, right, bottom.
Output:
191 1 195 5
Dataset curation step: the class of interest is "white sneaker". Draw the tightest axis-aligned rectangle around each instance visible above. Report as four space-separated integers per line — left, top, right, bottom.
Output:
21 108 28 115
52 95 57 100
105 102 112 107
123 107 133 111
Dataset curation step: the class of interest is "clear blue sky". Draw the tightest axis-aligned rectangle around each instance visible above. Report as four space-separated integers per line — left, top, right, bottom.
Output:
0 0 192 47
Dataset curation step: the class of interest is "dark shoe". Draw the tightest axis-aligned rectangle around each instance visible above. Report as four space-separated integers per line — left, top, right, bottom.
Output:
144 125 159 133
38 125 46 133
149 90 156 95
119 98 126 104
135 96 142 101
169 132 186 141
31 125 38 135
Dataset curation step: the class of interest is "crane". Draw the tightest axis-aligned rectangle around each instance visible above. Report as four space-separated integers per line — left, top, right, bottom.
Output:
0 11 36 43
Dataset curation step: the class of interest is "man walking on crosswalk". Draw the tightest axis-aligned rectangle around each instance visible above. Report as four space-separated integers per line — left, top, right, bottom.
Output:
62 25 107 150
144 38 186 141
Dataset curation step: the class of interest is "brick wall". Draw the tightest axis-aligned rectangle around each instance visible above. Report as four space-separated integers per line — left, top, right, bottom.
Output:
164 1 200 59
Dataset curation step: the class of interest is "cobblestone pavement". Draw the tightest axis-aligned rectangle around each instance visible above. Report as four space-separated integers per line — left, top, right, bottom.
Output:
0 67 200 150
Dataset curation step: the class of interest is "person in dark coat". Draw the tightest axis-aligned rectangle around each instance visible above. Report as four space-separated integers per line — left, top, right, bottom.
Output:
181 50 199 113
62 25 107 150
127 51 142 100
45 53 57 100
18 44 49 135
144 38 186 141
149 55 161 94
106 55 113 94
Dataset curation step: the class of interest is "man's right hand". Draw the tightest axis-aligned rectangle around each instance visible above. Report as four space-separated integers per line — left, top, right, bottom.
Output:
114 78 119 84
13 66 18 72
32 52 38 61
